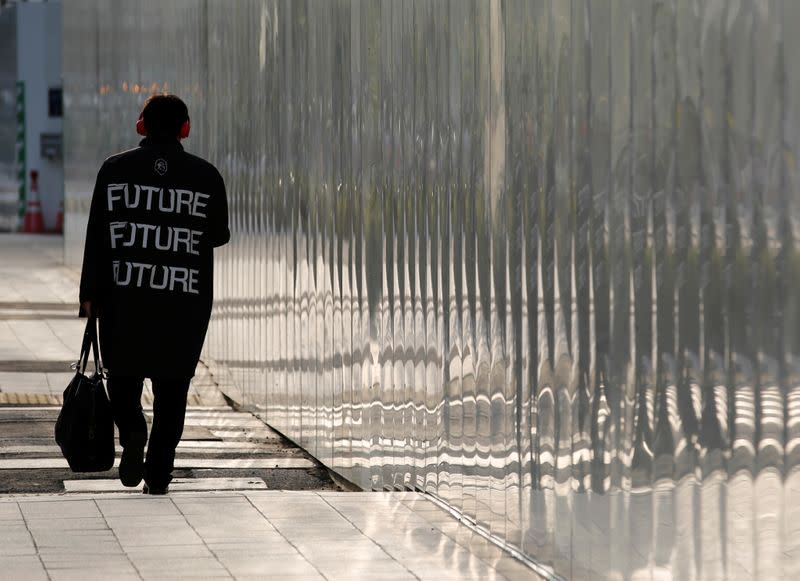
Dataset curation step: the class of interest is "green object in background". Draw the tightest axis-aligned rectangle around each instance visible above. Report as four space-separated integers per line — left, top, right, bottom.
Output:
15 80 25 221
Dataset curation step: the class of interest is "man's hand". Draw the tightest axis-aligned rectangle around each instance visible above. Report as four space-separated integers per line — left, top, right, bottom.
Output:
80 300 93 318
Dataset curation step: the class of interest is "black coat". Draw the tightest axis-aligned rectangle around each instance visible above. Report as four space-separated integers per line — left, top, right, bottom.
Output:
79 137 230 378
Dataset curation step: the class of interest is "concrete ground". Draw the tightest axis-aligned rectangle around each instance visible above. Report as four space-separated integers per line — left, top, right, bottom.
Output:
0 234 542 580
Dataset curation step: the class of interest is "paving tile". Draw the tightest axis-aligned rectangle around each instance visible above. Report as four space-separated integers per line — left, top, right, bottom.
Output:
180 505 266 532
183 515 277 531
412 568 506 581
203 536 290 548
318 491 416 500
173 493 251 502
25 517 109 531
218 557 320 577
184 504 275 532
40 555 134 569
0 544 38 557
256 506 338 520
131 556 229 573
50 571 140 581
104 514 189 527
0 556 48 581
190 528 284 541
0 523 32 537
31 533 120 550
312 560 414 578
265 511 349 525
325 573 417 581
29 526 118 540
180 515 273 531
19 500 101 519
181 508 274 523
248 490 320 496
172 498 254 515
0 540 37 554
7 321 74 360
139 574 231 580
210 544 301 558
302 549 398 565
249 494 330 504
96 497 182 517
0 533 36 555
272 523 359 538
125 544 213 558
224 560 323 577
114 529 202 547
0 555 42 568
38 547 126 558
245 491 327 503
337 509 419 527
0 372 51 391
234 576 324 581
268 489 331 499
380 542 478 564
177 502 268 517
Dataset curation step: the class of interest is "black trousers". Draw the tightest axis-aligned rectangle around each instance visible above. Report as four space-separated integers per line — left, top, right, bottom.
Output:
107 374 191 488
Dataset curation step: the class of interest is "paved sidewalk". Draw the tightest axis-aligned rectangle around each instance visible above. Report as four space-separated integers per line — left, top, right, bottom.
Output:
0 491 538 580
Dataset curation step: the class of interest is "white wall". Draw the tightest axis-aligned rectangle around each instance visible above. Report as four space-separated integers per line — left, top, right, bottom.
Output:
16 1 62 231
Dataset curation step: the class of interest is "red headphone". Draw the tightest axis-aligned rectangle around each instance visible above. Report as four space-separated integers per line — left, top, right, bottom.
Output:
136 115 191 139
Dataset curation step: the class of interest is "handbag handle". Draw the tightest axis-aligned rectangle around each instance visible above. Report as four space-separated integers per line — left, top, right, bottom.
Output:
78 316 102 375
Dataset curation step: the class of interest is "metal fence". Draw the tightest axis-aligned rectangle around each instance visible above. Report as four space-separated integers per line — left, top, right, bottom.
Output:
64 1 800 578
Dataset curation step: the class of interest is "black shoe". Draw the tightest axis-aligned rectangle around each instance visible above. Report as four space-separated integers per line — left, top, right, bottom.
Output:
119 444 145 487
143 483 169 495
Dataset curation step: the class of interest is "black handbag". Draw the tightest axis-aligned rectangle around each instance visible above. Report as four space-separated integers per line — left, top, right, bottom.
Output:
54 316 115 472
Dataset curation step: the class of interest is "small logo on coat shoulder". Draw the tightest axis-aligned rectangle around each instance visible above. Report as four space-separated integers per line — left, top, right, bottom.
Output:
154 158 168 176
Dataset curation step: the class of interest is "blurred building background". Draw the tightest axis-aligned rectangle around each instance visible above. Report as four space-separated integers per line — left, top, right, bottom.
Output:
0 0 62 233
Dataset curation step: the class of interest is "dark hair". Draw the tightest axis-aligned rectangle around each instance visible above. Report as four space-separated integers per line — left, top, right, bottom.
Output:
141 94 189 138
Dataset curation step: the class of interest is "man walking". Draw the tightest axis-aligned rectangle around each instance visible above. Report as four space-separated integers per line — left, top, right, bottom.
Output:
79 94 230 494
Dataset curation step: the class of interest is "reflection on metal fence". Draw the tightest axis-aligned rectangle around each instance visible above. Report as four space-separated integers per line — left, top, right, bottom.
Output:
64 1 800 578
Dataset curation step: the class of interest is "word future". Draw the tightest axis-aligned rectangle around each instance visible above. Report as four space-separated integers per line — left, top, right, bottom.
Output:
107 183 210 216
110 222 202 255
108 184 208 295
113 260 199 295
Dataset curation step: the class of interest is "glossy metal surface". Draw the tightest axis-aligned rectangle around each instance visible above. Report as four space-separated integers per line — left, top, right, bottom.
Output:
64 1 800 578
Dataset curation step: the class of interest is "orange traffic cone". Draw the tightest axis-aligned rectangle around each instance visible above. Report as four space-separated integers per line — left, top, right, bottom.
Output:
23 170 44 234
55 198 64 234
